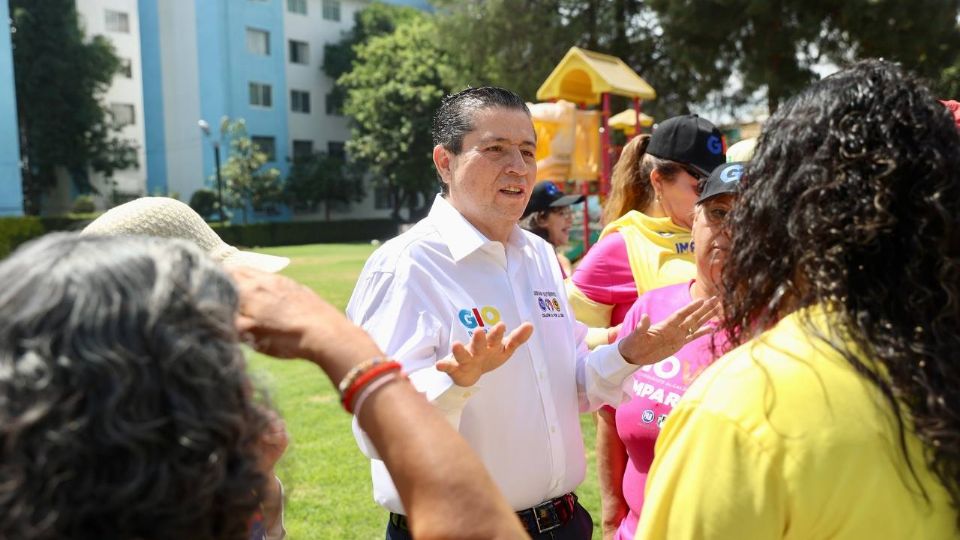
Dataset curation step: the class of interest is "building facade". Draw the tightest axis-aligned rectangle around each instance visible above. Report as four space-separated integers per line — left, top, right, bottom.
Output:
0 0 23 216
5 0 421 219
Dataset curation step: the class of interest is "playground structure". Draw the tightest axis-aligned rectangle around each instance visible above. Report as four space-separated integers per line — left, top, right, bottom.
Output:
529 46 656 251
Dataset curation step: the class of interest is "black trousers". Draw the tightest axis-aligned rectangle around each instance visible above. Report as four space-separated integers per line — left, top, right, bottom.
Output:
385 501 593 540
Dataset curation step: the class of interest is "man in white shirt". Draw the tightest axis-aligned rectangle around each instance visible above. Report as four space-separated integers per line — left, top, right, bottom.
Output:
347 87 715 539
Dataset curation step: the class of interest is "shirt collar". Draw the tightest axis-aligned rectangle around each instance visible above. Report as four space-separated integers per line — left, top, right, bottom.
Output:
429 194 525 262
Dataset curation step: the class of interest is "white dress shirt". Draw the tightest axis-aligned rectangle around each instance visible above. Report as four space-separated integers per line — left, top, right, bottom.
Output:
346 195 639 514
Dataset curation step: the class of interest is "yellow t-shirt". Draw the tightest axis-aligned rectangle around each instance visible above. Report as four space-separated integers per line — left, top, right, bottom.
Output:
637 305 958 539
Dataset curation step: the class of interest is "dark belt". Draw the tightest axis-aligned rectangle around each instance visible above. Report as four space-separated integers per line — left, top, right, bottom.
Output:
389 492 577 536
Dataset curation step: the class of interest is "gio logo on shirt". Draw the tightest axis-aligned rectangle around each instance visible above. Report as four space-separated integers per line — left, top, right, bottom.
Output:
458 306 502 330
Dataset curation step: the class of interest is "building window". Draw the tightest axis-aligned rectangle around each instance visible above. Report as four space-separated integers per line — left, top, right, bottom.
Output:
105 10 130 33
322 0 341 21
325 91 343 116
287 0 307 14
246 28 270 56
290 90 311 113
292 139 314 160
374 186 391 210
119 58 133 78
252 136 277 162
288 40 309 64
249 82 273 108
110 103 136 128
328 141 346 160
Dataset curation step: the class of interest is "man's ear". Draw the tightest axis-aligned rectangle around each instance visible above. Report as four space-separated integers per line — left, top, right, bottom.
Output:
433 144 453 185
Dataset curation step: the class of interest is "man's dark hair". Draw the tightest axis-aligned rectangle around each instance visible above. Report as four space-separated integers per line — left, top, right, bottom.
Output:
432 86 531 194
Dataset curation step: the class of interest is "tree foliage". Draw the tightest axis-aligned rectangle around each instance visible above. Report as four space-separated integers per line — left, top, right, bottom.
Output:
217 119 282 225
11 0 137 215
323 2 423 117
432 0 704 119
284 152 364 221
337 11 453 220
649 0 960 112
188 189 218 221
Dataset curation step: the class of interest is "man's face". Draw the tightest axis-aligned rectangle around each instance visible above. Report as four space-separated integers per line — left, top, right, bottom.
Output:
435 107 537 241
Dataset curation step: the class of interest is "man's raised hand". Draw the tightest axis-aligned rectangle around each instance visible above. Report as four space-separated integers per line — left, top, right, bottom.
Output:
436 322 534 387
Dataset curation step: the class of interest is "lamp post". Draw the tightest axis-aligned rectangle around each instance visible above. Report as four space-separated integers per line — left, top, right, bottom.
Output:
198 119 225 224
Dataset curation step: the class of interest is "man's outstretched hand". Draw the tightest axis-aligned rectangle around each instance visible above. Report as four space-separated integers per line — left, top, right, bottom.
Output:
436 322 534 387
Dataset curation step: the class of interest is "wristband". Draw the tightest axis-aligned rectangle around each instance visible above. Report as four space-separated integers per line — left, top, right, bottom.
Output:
350 372 404 417
341 361 403 413
338 357 390 395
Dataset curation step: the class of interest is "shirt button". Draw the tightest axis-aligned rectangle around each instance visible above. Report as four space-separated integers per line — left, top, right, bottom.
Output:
550 426 557 434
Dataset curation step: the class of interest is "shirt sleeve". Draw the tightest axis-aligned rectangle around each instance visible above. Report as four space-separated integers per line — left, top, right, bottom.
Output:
568 232 636 344
573 320 639 412
347 263 474 459
635 402 786 540
570 232 633 304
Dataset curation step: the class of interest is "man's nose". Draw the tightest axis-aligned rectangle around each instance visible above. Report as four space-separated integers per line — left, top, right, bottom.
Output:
504 147 530 176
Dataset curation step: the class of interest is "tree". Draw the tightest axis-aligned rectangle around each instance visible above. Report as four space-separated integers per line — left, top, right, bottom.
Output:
432 0 705 119
284 152 364 221
648 0 960 113
188 189 218 221
323 2 423 117
338 14 453 220
11 0 137 215
217 119 282 225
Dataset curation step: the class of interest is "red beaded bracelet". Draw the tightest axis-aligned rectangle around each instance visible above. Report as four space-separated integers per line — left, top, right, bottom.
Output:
341 361 403 413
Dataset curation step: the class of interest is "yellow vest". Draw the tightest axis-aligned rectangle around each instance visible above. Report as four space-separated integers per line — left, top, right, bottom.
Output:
598 210 696 295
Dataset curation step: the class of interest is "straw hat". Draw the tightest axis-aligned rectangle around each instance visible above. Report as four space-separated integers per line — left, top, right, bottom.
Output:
726 137 757 163
82 197 290 273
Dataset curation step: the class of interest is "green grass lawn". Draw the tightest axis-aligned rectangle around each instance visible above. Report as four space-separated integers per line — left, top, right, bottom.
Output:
248 243 603 539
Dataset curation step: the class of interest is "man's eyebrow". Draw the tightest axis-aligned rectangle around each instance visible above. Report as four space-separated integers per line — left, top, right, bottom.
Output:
479 136 538 148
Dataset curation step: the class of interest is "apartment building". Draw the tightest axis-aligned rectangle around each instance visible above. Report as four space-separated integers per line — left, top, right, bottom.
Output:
0 0 424 219
0 0 22 216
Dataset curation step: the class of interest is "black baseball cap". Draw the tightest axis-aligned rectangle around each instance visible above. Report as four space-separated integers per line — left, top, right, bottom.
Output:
697 162 745 204
647 114 726 177
523 182 585 218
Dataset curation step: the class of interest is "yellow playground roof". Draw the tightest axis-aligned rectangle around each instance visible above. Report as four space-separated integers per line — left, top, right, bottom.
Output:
536 46 657 105
608 109 655 133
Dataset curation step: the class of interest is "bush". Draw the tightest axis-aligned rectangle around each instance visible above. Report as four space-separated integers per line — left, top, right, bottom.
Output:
0 217 45 259
0 215 397 259
71 195 96 214
215 219 398 248
189 189 219 221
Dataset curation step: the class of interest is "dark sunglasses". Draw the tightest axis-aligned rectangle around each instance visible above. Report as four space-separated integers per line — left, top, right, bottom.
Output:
680 165 708 194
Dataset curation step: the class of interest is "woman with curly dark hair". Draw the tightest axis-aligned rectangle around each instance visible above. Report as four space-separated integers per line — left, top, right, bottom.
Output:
636 60 960 538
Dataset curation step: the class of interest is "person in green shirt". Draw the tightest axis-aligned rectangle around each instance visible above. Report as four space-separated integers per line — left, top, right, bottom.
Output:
637 59 960 539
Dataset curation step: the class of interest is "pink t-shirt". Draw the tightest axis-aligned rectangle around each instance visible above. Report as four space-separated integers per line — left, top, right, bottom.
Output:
570 232 636 325
611 281 721 540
